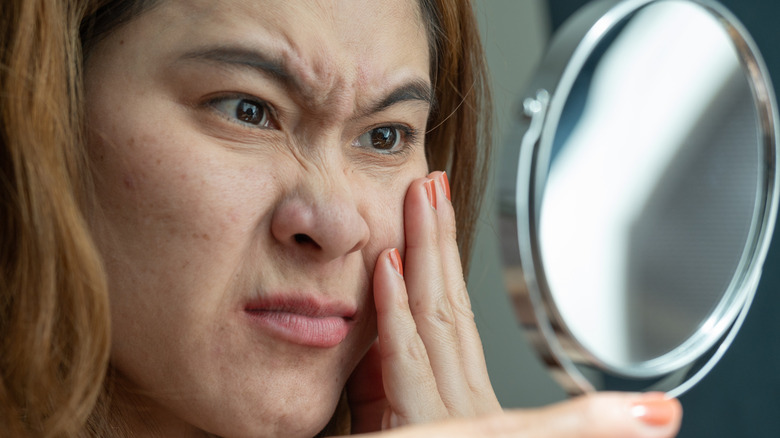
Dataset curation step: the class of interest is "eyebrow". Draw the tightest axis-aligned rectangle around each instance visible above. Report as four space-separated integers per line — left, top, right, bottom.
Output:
179 46 434 115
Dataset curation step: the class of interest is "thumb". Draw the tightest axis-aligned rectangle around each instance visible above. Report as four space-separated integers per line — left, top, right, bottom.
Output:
487 392 682 438
363 392 681 438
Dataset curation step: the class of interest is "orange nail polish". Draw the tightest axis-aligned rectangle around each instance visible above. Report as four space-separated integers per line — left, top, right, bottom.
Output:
439 172 451 201
631 394 680 427
388 248 403 276
424 179 437 209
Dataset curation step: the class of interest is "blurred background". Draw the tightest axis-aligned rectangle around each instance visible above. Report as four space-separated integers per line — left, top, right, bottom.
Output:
468 0 780 436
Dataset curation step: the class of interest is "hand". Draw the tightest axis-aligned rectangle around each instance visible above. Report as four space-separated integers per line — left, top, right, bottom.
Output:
348 171 501 433
353 392 683 438
345 171 683 438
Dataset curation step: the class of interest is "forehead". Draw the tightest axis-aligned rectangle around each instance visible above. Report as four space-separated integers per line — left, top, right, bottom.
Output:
135 0 431 105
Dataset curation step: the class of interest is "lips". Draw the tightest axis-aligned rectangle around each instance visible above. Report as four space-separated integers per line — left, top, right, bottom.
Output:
244 294 355 348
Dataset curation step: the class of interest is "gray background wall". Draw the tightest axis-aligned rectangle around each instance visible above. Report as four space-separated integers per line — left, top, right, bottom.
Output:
468 0 568 408
468 0 780 436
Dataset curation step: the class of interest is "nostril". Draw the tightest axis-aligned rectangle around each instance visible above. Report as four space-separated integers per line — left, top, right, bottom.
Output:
293 233 320 248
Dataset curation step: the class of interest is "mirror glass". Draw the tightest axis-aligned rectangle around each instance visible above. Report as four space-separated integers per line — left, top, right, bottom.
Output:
542 1 755 373
502 0 778 395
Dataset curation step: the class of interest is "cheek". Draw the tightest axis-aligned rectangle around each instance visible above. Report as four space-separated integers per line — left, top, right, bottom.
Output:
361 161 427 261
366 195 405 252
86 111 277 312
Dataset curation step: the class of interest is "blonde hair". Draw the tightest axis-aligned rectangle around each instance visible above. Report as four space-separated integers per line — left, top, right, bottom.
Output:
0 0 491 435
1 1 109 436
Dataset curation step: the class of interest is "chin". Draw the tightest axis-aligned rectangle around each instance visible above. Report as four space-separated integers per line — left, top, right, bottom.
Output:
184 378 344 438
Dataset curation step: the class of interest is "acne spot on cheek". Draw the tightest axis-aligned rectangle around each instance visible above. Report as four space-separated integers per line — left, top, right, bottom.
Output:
191 233 211 241
123 175 135 190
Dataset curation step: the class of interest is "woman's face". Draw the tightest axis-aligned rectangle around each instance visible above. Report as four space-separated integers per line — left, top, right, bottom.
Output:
84 0 430 435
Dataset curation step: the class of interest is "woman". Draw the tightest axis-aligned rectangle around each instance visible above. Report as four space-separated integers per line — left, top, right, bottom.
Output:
0 0 682 436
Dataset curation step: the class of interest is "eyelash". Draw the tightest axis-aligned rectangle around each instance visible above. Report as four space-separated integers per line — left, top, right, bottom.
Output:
203 93 420 156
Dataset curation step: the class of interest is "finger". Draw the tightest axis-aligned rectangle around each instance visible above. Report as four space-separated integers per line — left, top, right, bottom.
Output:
365 393 682 438
403 177 475 415
373 247 447 425
429 171 500 412
485 393 682 438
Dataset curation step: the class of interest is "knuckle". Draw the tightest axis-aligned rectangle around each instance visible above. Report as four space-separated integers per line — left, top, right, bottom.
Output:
452 294 475 320
468 382 495 405
402 337 430 364
423 307 456 332
415 293 456 331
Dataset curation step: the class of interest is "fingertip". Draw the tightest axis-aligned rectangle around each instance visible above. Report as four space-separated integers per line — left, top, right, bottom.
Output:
424 170 451 206
403 177 439 247
596 392 683 438
373 249 410 318
388 247 404 277
423 179 437 210
630 393 683 433
528 392 682 438
439 171 451 202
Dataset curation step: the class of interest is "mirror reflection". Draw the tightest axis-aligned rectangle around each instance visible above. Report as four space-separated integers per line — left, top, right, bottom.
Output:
538 1 760 374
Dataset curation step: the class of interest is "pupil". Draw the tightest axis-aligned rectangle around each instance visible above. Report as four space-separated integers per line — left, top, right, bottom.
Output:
237 100 262 124
371 127 396 149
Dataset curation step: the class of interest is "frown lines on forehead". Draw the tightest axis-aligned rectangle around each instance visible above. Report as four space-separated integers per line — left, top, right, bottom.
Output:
179 44 433 119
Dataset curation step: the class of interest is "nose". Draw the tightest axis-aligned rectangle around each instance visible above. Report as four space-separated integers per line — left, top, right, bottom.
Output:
270 182 370 262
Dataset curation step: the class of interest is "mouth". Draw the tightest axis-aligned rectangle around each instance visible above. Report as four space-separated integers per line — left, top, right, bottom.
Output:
244 294 356 348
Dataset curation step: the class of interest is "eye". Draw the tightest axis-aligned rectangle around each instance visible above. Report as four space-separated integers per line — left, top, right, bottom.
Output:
210 97 275 128
355 126 413 154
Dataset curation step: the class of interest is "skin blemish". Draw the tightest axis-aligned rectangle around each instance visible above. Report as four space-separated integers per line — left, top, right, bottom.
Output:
123 175 135 190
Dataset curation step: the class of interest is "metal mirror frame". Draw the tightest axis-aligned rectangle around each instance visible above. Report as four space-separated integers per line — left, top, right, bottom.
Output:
501 0 779 396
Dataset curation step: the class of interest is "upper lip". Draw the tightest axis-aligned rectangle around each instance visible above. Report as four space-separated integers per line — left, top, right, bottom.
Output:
244 293 357 320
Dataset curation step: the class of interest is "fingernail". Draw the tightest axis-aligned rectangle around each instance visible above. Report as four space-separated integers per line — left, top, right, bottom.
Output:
388 248 403 276
631 394 680 427
423 179 437 210
438 172 451 201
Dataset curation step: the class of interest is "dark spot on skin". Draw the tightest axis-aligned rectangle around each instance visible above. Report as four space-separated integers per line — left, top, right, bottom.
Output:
119 40 124 45
192 233 211 241
123 175 135 190
156 159 161 165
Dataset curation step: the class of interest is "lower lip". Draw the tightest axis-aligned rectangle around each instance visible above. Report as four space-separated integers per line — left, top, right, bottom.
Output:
245 310 351 348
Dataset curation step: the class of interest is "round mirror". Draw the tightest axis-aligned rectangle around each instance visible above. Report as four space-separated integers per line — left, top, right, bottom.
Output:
499 0 779 396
